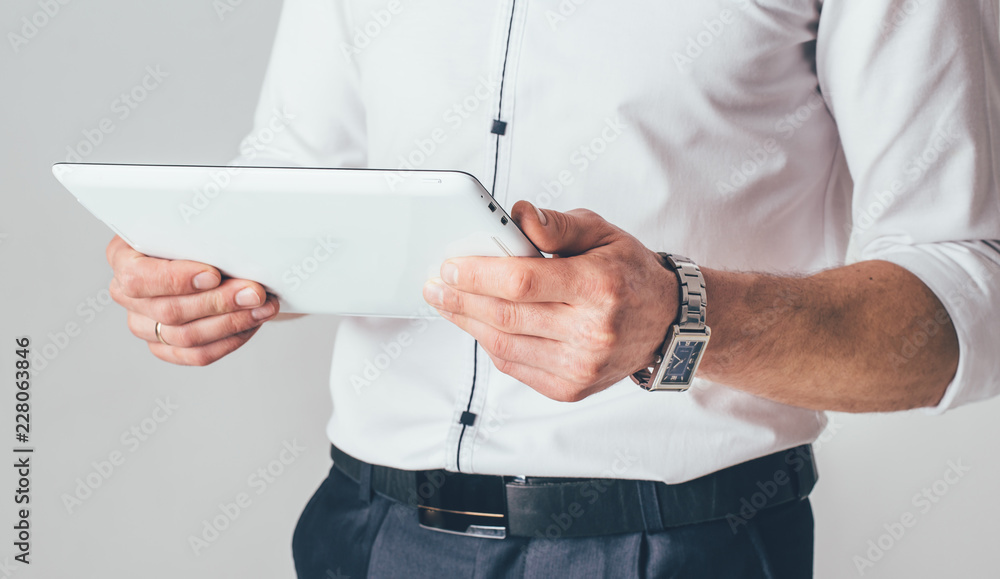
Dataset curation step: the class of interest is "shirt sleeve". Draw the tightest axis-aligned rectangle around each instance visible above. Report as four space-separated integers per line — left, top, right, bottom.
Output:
816 0 1000 413
229 0 366 168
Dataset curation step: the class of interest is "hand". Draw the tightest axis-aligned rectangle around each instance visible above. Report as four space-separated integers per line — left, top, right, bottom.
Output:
106 235 279 366
422 201 678 402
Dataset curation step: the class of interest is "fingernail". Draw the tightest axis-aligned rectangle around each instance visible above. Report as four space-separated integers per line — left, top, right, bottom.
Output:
534 205 547 226
441 262 459 285
236 287 261 307
423 281 444 306
251 302 275 320
193 271 220 290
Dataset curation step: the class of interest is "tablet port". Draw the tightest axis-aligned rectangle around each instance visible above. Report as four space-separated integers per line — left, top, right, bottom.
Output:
488 202 497 212
500 216 508 225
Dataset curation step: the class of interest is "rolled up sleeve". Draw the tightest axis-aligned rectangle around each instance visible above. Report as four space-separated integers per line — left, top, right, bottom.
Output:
817 0 1000 412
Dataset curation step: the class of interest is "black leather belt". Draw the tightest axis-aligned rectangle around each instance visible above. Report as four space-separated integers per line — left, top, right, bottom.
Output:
330 443 817 539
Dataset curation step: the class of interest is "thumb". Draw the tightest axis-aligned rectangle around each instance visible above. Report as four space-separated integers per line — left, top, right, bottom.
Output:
510 201 618 257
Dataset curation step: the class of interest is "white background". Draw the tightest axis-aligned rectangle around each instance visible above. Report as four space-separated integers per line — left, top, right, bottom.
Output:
1 1 998 577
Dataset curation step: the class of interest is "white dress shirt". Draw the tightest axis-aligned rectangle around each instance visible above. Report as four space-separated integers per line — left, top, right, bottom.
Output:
233 0 1000 483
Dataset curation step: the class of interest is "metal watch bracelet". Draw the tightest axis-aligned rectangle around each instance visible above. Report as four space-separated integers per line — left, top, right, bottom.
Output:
630 253 710 391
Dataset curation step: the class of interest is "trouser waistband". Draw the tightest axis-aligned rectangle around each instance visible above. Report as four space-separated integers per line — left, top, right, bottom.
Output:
330 443 818 539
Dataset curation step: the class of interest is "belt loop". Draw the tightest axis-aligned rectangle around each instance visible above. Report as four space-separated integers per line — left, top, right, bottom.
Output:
358 462 373 504
793 444 818 499
788 447 802 498
636 480 665 533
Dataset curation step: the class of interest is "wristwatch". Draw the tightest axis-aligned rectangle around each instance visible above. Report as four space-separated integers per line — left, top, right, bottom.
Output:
630 253 710 392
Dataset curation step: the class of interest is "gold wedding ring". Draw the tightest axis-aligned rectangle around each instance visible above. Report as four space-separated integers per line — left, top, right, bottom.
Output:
154 321 170 346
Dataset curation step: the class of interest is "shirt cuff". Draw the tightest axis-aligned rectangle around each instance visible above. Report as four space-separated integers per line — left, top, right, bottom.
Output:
857 240 1000 415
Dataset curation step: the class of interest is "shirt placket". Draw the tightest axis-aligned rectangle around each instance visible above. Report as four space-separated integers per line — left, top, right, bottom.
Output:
449 0 529 474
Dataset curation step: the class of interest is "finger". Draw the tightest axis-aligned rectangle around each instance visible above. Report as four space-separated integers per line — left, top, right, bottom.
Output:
112 277 269 326
440 255 589 303
107 235 222 299
509 201 620 257
147 325 263 367
423 279 573 341
441 309 594 381
128 294 279 347
481 350 601 403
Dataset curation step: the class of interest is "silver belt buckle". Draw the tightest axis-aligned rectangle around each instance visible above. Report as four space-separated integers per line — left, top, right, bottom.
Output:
415 470 508 539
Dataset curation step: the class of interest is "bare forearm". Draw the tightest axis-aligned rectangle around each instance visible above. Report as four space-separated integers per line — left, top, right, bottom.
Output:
697 260 958 412
424 204 962 409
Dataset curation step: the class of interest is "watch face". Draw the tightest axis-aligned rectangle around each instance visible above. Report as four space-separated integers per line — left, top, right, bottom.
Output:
664 340 705 383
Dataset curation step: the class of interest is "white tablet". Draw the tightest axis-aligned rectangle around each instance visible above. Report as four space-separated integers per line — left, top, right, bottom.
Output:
52 163 543 317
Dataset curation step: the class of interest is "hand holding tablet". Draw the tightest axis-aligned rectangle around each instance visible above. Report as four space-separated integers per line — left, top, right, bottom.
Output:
104 234 279 366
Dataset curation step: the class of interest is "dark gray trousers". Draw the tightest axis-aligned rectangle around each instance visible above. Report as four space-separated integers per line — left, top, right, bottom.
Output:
292 461 814 578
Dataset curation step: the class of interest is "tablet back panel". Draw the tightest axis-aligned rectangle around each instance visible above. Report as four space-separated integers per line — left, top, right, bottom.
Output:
53 164 542 317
